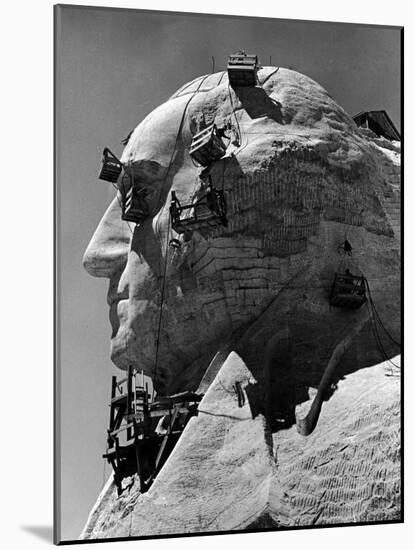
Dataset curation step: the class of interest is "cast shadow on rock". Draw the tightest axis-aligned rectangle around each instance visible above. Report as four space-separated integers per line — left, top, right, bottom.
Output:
233 86 285 123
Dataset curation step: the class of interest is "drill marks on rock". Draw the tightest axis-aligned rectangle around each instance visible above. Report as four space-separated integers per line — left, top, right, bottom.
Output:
205 159 391 260
274 367 400 526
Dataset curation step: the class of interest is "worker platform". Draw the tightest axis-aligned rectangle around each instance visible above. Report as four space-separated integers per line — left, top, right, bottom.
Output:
189 124 227 166
227 51 258 87
121 184 150 224
170 181 227 236
103 366 203 495
99 148 123 183
329 272 367 309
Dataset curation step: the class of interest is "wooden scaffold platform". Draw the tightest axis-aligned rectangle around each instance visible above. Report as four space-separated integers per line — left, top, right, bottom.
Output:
103 365 203 495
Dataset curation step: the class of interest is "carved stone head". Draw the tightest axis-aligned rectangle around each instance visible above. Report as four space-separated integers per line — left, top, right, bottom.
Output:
83 68 400 395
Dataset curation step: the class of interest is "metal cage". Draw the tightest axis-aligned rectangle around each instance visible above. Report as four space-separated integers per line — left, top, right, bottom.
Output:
99 148 123 183
121 185 150 224
227 51 258 87
329 272 367 309
189 124 227 166
170 185 227 236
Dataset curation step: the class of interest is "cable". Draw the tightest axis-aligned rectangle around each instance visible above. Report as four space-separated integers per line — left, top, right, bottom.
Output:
153 74 212 339
366 286 400 369
227 82 243 149
365 279 401 347
368 298 400 369
217 71 226 87
152 76 213 395
155 73 211 237
152 212 172 394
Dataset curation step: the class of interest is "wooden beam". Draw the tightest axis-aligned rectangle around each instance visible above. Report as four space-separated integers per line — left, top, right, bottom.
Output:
154 406 180 473
133 418 146 493
127 365 133 440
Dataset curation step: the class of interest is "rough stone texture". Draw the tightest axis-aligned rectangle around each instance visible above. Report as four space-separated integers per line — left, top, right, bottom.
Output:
82 67 401 538
83 67 400 394
81 354 400 538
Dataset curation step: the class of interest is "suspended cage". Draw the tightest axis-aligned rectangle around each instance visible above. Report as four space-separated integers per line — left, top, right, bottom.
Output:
189 124 227 167
170 183 228 236
329 239 367 309
329 271 367 309
227 51 258 87
99 148 123 183
121 185 150 224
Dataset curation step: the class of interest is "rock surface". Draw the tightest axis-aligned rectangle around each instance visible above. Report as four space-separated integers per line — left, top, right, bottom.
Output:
82 67 401 538
81 353 400 538
83 67 400 395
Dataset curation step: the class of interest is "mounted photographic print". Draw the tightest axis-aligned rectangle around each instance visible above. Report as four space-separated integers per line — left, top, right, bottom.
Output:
54 4 402 544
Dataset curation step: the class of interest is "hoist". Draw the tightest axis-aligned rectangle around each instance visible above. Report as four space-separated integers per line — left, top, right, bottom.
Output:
189 124 227 166
121 183 150 224
227 51 259 87
98 148 123 183
329 240 367 310
170 180 228 236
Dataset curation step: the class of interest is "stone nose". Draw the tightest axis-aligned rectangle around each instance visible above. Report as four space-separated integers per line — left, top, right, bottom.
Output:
82 196 131 278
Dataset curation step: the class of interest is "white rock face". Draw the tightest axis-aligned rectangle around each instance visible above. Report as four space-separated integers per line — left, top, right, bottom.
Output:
81 354 400 538
83 67 400 394
81 67 401 538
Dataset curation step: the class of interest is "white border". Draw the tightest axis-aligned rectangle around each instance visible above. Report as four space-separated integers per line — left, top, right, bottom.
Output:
1 1 411 548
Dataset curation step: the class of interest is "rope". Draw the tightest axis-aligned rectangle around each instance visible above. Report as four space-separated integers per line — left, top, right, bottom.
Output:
152 74 213 394
217 71 226 87
333 242 400 368
364 280 400 369
155 73 211 237
368 299 400 369
227 82 243 150
152 213 171 393
152 75 212 395
365 279 401 347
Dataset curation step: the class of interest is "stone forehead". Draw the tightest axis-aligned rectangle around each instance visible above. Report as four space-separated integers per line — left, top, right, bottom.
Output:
170 66 356 132
122 66 362 168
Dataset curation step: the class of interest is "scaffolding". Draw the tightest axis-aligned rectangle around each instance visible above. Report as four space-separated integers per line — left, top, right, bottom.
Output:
103 366 203 495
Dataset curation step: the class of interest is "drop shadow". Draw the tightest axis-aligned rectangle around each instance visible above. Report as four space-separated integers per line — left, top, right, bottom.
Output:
21 525 53 543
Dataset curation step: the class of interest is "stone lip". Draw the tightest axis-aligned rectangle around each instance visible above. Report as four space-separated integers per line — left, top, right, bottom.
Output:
80 353 400 539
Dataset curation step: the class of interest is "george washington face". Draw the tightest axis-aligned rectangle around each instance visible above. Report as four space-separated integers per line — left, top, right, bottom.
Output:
83 68 398 395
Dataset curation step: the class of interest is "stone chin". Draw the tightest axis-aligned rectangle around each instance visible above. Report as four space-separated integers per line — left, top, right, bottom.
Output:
109 328 156 376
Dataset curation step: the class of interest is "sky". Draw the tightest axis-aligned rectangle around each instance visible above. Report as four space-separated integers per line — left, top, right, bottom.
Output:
56 5 401 540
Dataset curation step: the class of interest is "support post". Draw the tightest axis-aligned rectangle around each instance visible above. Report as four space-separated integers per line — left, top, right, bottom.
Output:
108 376 117 448
127 365 133 440
133 418 146 493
